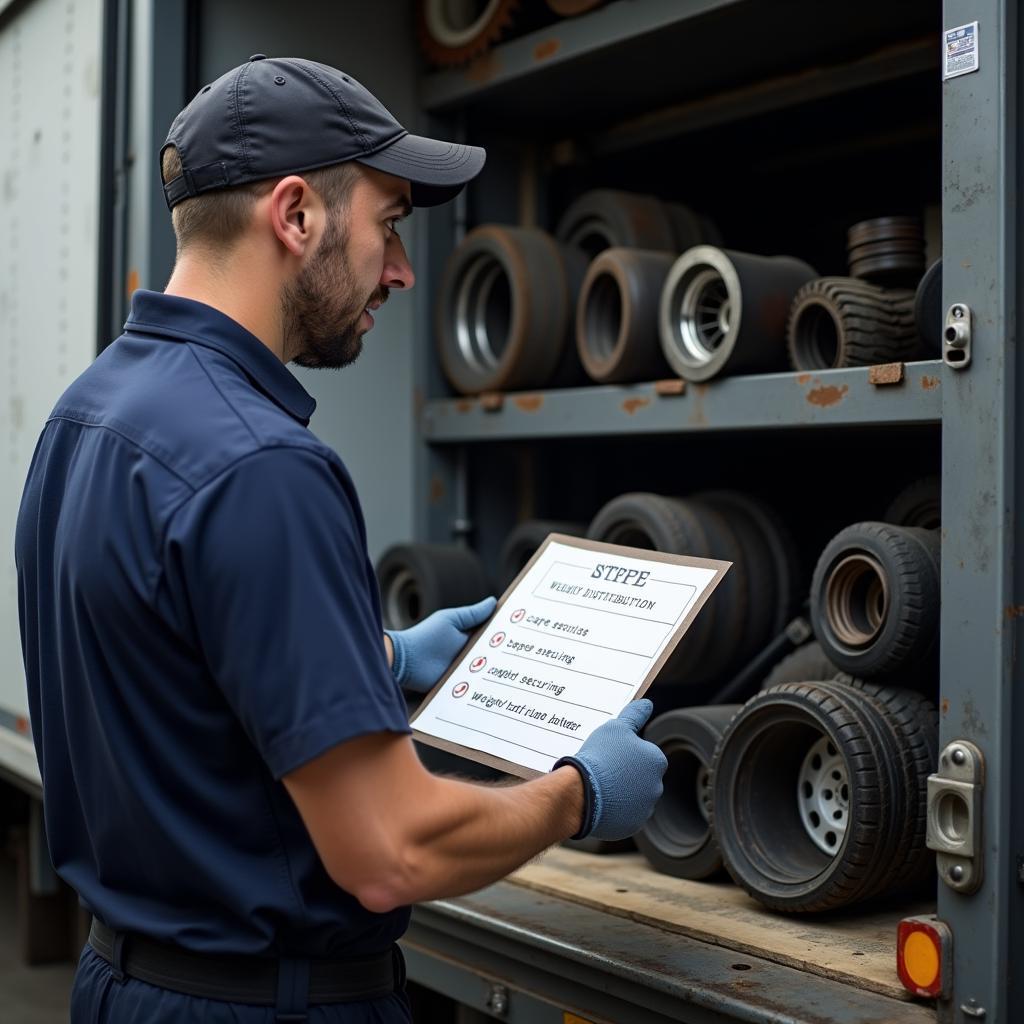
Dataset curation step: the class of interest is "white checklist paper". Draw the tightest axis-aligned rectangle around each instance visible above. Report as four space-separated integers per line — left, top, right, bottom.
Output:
410 535 730 777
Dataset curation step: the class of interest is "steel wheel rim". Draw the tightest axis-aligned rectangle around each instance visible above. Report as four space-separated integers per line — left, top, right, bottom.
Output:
386 568 422 629
677 269 731 364
797 734 849 856
825 553 889 648
455 253 512 373
425 0 503 46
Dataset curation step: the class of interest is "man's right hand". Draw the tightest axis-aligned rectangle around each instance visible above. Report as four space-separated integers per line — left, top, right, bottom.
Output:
554 699 667 841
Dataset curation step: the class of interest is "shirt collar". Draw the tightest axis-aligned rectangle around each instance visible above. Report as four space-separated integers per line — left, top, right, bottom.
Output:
123 290 317 426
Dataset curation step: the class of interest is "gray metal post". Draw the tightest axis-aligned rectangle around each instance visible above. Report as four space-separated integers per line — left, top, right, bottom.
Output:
939 1 1022 1021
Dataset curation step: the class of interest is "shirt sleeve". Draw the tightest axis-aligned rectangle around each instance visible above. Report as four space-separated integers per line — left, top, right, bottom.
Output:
162 446 411 779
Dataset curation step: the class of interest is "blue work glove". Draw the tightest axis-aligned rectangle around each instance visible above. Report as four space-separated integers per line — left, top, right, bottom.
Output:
553 699 667 841
386 597 497 694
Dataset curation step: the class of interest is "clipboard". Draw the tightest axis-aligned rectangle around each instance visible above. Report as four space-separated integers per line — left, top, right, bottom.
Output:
409 533 731 779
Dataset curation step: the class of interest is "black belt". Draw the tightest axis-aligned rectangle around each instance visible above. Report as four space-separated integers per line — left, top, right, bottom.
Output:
88 919 403 1021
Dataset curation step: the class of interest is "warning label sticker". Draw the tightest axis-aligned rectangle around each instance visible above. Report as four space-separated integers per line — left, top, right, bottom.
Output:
944 21 979 80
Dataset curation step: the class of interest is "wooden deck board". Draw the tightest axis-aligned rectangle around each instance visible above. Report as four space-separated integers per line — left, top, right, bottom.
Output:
510 848 933 1002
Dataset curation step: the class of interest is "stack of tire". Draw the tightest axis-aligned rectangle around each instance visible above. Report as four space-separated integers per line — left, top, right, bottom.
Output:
636 477 940 912
785 217 937 371
435 189 722 395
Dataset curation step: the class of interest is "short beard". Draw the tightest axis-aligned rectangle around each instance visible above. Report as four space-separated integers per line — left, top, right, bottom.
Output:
282 211 381 370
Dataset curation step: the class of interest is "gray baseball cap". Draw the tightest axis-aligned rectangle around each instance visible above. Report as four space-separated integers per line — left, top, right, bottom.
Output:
161 54 486 210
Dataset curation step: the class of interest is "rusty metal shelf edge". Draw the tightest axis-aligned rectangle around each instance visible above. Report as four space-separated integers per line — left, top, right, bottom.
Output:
421 360 944 443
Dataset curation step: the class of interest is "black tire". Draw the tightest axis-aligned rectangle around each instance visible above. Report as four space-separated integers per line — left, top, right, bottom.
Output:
555 189 677 259
786 277 920 371
836 677 938 894
685 499 747 684
498 519 586 589
436 225 573 395
761 642 841 689
586 493 714 683
698 490 800 640
663 202 704 253
914 260 943 356
810 522 940 678
375 543 491 629
576 248 676 383
885 477 941 530
846 217 925 288
712 682 894 912
636 705 740 879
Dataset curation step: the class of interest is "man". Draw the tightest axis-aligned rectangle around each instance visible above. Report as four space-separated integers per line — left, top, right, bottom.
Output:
15 56 667 1022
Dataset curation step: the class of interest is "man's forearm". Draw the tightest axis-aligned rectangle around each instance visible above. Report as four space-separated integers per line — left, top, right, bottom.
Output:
361 765 585 910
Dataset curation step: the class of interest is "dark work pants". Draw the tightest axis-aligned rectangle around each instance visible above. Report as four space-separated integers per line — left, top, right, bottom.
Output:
71 947 414 1023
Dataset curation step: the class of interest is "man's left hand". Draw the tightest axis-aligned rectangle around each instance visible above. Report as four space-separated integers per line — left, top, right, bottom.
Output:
386 597 497 694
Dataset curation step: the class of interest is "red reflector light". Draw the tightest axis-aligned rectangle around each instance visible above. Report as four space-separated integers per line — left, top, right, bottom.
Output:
897 915 951 998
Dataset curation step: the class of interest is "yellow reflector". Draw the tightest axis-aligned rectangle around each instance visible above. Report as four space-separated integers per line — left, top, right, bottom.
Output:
903 930 940 988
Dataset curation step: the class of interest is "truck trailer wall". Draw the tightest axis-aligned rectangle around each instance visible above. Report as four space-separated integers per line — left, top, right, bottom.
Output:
0 0 104 787
193 0 421 562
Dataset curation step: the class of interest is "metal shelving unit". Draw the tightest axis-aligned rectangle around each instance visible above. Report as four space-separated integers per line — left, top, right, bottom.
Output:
409 1 1023 1021
421 361 944 443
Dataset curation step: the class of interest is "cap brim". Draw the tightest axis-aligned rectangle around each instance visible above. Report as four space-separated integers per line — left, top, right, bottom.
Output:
357 133 486 207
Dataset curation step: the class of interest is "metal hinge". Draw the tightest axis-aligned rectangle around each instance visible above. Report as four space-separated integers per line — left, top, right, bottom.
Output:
927 740 984 893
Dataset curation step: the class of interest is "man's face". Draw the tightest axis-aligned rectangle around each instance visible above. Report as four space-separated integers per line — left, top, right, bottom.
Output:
284 166 414 370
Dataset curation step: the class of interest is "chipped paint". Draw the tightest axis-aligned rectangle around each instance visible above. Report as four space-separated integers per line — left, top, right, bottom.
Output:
921 375 940 391
962 697 987 737
622 397 650 416
797 374 812 385
514 394 544 413
806 384 849 408
534 38 560 62
689 383 708 426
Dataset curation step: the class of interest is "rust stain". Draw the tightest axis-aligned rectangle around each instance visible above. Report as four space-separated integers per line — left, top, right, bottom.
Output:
806 384 849 408
15 716 29 735
689 383 709 426
465 51 501 85
514 394 544 413
796 373 812 385
622 397 650 416
455 399 474 414
941 698 950 716
429 476 445 506
1006 605 1024 620
534 38 561 62
921 375 940 390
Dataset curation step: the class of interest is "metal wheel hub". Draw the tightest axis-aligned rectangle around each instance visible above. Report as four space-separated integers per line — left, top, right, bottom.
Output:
678 269 732 364
454 253 511 372
798 735 849 855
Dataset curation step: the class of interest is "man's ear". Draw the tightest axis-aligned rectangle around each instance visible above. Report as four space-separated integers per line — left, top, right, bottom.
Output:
268 175 323 258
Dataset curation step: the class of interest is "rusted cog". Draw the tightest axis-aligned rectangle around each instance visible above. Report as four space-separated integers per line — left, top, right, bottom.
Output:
417 0 522 67
545 0 604 15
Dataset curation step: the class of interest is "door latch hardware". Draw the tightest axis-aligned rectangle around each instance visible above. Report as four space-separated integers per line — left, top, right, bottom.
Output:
927 740 984 893
943 303 972 369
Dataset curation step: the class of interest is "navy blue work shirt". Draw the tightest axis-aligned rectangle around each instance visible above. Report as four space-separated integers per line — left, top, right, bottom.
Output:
15 290 412 958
